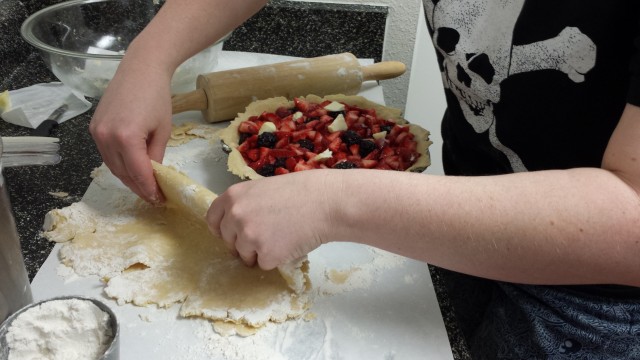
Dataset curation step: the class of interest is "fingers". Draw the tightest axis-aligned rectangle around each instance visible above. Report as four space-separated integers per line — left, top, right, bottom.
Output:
207 194 259 268
92 129 164 204
207 196 225 238
121 146 164 204
208 196 237 256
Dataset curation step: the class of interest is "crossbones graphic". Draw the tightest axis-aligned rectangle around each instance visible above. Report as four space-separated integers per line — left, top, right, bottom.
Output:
424 0 596 172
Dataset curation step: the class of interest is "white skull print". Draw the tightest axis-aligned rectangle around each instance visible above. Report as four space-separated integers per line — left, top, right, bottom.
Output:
424 0 597 172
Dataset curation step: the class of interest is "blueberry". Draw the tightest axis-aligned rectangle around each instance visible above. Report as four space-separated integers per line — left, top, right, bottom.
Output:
297 139 315 151
328 111 345 119
333 161 358 169
274 157 287 168
257 132 277 148
239 132 250 145
380 125 393 133
359 140 376 157
341 130 362 147
258 164 276 177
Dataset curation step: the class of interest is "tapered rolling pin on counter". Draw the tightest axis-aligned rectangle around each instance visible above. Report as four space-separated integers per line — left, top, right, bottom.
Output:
171 53 406 123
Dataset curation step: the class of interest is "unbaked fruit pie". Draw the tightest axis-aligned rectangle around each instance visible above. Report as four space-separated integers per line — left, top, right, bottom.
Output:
219 94 432 180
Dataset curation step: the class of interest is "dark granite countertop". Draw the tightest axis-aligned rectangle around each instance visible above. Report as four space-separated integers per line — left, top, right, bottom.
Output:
0 1 469 359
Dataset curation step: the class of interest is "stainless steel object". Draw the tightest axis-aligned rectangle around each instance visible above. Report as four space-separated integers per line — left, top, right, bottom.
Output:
0 296 119 360
0 136 62 324
0 136 61 167
0 139 34 325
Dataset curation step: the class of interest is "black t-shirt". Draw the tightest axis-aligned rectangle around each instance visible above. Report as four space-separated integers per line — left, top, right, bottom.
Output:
422 0 640 295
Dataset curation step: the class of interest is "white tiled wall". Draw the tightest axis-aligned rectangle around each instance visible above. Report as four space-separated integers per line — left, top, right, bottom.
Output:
405 5 446 175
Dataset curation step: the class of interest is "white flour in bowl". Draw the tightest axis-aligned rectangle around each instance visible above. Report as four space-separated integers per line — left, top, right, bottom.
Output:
5 298 113 360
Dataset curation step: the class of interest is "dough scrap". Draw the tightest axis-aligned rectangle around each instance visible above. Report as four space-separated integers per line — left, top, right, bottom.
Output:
167 122 219 147
43 162 311 331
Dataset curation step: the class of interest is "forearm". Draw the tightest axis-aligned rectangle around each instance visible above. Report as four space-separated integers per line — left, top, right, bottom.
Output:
331 168 640 286
121 0 267 74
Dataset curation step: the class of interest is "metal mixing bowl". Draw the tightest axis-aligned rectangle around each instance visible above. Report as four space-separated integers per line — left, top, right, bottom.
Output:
0 296 119 360
21 0 228 99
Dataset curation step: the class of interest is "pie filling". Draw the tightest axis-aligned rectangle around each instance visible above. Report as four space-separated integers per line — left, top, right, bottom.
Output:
235 97 422 177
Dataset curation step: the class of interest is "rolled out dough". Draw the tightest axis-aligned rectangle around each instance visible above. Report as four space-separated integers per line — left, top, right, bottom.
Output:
43 158 311 332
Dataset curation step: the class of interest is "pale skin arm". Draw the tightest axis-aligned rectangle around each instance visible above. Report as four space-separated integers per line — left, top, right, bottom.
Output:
90 0 267 204
208 103 640 287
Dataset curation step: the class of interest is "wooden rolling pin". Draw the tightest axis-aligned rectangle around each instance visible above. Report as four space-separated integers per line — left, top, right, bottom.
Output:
171 52 406 123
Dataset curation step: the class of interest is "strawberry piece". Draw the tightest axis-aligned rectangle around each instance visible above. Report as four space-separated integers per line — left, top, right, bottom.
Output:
307 130 317 140
313 132 324 146
304 151 318 160
258 147 270 160
275 107 292 119
237 135 257 152
249 156 269 171
292 128 311 141
245 148 260 162
375 137 389 148
324 131 342 142
390 125 409 138
308 108 328 118
275 167 290 175
376 162 393 170
274 131 290 139
328 138 342 153
269 148 297 158
361 159 379 168
334 151 348 161
294 162 314 172
280 120 296 132
396 148 418 163
305 119 320 129
345 111 359 126
363 149 380 160
395 131 411 145
275 137 290 149
285 157 297 171
294 97 310 112
239 121 259 135
261 112 281 123
290 145 305 156
319 114 333 123
383 155 402 170
380 146 395 158
349 144 360 156
401 138 418 151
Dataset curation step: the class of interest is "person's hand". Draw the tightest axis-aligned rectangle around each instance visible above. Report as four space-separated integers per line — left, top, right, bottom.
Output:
89 62 173 204
207 170 341 269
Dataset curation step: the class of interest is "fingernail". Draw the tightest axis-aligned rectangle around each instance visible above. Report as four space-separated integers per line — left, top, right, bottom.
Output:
149 195 162 207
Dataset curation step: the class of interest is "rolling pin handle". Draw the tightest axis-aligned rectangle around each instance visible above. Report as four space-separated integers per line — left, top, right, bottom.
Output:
362 61 407 81
171 88 208 114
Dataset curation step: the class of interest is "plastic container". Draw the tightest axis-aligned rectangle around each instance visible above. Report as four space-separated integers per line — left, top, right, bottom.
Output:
21 0 229 98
